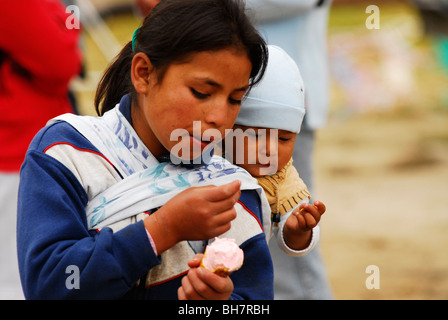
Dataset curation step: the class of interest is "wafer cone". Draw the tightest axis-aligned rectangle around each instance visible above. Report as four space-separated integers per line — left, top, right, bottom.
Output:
200 248 233 277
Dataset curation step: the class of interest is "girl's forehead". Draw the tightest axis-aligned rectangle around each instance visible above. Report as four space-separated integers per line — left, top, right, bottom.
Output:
165 49 252 87
172 48 250 71
175 46 249 63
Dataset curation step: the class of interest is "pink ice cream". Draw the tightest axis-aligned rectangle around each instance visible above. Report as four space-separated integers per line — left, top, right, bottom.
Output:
201 238 244 277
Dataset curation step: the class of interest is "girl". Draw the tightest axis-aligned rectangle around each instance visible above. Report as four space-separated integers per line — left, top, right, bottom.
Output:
17 0 272 300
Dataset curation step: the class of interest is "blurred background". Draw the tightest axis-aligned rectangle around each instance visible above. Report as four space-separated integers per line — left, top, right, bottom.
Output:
22 0 448 299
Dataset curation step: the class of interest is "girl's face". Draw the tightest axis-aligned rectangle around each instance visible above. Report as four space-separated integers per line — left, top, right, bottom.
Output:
231 125 297 177
131 47 252 160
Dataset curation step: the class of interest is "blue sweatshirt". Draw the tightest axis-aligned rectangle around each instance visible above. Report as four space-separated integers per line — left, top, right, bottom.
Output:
17 102 274 300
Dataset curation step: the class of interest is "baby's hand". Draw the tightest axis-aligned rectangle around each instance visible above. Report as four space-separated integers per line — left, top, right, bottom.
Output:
285 200 326 234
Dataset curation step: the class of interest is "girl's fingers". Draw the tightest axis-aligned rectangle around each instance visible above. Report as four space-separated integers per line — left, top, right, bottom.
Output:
179 271 205 300
209 189 241 214
188 254 204 268
203 180 241 202
210 208 236 235
196 267 234 297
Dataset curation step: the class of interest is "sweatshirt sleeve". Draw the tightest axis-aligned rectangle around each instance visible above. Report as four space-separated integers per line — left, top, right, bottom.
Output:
17 138 160 299
0 0 81 85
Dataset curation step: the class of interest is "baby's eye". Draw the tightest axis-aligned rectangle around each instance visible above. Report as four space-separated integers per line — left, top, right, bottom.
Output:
279 137 291 142
191 88 210 99
246 130 260 138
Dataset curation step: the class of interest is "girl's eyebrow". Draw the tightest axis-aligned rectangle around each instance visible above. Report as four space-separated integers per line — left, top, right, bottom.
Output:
194 76 248 92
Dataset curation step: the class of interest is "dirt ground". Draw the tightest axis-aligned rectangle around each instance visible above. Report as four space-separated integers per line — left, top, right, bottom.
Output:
312 2 448 300
315 111 448 300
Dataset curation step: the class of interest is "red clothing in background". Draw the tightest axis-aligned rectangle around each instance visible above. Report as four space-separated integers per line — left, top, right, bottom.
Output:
0 0 82 172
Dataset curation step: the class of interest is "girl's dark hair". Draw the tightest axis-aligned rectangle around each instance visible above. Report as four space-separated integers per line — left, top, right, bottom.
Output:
94 0 268 115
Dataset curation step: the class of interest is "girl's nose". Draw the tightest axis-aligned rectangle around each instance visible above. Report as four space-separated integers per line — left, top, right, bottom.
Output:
204 98 228 128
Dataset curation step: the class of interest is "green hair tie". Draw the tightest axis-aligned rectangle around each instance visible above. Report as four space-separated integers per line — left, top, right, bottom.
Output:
132 27 140 51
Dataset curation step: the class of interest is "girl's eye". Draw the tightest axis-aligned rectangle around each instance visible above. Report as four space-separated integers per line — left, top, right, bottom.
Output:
279 137 291 142
191 88 210 99
228 97 242 106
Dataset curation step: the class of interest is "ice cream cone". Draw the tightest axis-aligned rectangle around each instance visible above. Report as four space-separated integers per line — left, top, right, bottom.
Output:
200 238 244 277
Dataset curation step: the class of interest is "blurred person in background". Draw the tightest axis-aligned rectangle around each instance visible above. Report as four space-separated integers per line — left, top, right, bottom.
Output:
135 0 333 299
0 0 81 299
244 0 333 300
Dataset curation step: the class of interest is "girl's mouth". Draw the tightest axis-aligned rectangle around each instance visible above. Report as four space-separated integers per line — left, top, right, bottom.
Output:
191 135 212 150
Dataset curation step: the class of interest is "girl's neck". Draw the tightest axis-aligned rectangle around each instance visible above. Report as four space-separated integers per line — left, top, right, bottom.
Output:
130 98 168 159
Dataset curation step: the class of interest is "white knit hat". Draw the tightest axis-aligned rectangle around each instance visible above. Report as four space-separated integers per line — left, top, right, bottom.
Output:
235 45 306 134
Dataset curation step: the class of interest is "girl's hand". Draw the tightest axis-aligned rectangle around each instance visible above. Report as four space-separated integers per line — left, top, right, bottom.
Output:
178 254 234 300
144 180 241 254
165 180 241 240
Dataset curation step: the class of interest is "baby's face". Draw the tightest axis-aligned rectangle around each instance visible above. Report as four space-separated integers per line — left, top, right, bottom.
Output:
230 125 296 177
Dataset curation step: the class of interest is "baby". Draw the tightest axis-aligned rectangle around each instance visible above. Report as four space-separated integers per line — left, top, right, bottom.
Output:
228 45 326 253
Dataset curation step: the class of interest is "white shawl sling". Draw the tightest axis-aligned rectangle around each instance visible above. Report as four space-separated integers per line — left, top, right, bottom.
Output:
48 102 271 240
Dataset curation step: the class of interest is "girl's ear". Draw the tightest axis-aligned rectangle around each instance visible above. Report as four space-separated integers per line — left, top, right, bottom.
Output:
131 52 153 94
